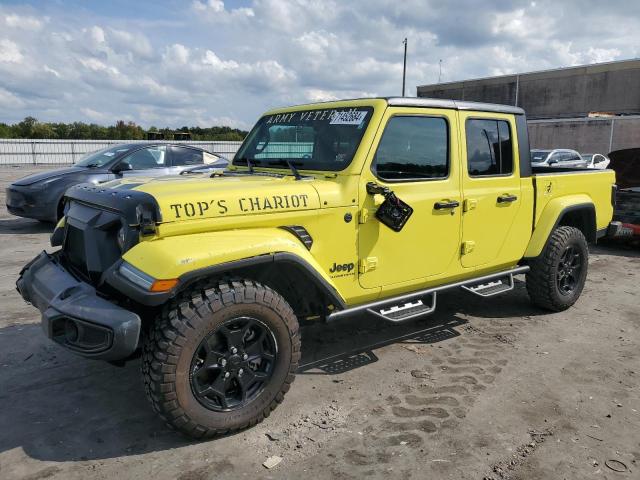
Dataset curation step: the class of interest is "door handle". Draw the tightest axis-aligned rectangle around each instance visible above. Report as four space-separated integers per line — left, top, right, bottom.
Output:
434 200 460 210
497 194 518 203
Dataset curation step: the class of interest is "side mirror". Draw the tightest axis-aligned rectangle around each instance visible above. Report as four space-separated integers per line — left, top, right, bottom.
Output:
548 158 558 165
113 161 133 174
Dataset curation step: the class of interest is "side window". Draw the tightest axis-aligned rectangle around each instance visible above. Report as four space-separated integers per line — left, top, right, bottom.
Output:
594 155 604 164
171 146 204 166
122 146 167 170
466 119 513 176
373 116 448 180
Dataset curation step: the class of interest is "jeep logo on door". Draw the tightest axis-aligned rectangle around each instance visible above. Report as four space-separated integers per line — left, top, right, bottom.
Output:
329 262 355 277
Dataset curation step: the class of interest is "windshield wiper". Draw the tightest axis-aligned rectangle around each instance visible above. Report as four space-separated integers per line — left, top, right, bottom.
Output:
84 163 100 168
268 159 303 180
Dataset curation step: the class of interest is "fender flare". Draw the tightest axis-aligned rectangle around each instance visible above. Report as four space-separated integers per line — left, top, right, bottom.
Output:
114 228 345 308
178 252 346 309
524 197 596 258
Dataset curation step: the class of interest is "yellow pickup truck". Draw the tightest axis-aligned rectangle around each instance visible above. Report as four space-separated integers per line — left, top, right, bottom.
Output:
17 98 615 438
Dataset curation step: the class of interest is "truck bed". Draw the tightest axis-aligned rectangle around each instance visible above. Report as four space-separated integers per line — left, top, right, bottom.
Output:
530 167 616 234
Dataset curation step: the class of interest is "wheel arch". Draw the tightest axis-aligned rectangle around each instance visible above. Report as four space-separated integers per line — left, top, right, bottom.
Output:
119 228 346 317
524 198 596 258
177 252 346 318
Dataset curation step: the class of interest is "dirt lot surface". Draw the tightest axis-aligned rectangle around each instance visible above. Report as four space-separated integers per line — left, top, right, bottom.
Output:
0 167 638 480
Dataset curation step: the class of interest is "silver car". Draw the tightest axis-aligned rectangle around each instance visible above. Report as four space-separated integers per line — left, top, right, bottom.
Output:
6 143 228 222
530 149 587 168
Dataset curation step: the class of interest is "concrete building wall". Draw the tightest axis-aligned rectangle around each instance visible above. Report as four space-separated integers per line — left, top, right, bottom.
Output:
527 116 640 154
417 59 640 119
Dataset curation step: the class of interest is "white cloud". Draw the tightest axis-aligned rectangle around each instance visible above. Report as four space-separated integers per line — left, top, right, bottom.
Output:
108 28 154 58
0 39 23 63
163 44 190 64
0 1 638 128
191 0 254 21
4 13 44 30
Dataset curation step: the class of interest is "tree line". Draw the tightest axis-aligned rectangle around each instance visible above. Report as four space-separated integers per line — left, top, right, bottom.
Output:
0 117 248 141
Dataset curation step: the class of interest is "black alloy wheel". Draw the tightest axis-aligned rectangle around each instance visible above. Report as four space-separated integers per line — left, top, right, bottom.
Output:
556 245 583 295
190 316 277 412
526 226 589 311
142 279 300 439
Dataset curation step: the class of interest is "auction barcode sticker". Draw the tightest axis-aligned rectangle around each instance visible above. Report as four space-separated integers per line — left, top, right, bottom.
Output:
330 110 368 125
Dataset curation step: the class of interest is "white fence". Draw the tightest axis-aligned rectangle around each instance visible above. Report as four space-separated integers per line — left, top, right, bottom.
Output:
0 139 243 165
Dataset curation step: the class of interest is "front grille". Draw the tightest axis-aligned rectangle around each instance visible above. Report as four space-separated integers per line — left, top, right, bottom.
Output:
64 225 88 276
62 201 129 284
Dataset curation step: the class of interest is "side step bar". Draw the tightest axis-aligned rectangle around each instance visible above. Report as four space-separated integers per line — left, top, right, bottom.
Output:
327 266 529 323
368 293 436 323
461 274 515 297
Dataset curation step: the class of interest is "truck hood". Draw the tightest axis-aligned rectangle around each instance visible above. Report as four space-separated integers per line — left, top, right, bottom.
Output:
108 173 324 222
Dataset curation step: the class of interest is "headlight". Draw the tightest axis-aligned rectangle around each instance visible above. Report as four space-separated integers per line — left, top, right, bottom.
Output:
118 262 178 292
119 262 154 290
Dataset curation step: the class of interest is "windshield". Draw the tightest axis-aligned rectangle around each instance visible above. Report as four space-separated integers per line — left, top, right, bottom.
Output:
75 145 132 167
233 107 373 171
530 150 551 163
581 154 594 161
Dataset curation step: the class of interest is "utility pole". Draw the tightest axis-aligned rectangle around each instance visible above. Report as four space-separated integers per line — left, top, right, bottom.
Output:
402 38 407 97
438 59 442 83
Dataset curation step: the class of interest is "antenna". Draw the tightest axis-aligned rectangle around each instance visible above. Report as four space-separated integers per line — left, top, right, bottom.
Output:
402 38 407 96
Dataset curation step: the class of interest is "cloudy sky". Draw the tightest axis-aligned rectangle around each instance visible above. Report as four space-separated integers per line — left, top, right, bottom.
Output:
0 0 638 129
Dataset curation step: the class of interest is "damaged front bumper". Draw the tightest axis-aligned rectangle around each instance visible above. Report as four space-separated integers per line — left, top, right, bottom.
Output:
16 251 141 361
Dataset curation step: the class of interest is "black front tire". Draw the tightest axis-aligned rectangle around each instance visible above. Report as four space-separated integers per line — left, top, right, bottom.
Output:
141 279 300 439
526 226 589 311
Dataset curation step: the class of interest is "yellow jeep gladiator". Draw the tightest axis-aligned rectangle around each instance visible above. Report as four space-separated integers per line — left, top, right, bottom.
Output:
17 98 615 438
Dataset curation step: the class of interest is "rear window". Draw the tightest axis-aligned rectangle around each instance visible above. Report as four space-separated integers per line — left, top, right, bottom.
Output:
531 150 551 162
466 119 513 176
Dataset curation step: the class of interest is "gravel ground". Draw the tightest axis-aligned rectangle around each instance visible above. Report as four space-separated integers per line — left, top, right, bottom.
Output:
0 167 638 480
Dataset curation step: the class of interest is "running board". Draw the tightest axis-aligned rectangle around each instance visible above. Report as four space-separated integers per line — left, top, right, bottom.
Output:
367 293 436 323
461 274 514 297
327 266 529 323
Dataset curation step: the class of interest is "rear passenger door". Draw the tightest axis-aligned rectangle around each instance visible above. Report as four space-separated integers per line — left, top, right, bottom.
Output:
117 145 173 177
169 146 205 173
459 114 526 268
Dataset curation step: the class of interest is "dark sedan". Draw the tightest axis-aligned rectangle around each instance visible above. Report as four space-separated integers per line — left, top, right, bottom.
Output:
6 143 228 222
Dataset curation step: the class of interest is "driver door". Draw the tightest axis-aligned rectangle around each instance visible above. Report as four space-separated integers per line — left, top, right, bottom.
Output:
358 107 462 289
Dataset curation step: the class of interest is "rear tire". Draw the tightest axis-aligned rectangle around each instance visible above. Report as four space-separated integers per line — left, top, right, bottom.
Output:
526 226 588 311
141 279 300 439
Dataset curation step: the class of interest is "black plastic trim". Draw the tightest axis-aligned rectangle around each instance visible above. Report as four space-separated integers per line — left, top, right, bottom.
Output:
280 226 314 250
16 251 141 361
106 252 347 310
524 203 597 258
516 114 532 178
65 183 162 225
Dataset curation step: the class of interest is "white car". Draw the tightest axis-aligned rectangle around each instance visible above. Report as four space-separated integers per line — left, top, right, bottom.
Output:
530 149 587 168
581 153 610 169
